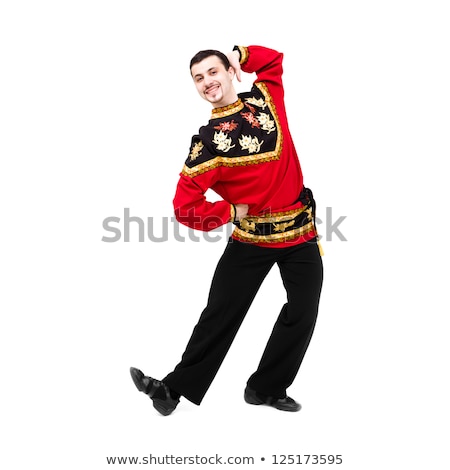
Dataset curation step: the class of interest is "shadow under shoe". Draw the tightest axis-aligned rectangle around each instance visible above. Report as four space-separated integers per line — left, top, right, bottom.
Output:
244 386 301 412
130 367 179 416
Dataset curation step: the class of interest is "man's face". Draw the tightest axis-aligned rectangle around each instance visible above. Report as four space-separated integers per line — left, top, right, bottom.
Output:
191 55 236 108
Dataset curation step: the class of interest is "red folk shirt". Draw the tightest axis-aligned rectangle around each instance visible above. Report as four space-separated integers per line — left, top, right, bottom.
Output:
173 45 316 248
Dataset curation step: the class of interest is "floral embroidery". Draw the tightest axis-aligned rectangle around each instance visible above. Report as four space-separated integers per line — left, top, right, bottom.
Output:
257 113 276 134
241 111 260 128
214 120 239 133
245 97 267 109
189 141 204 161
213 130 235 152
239 135 264 153
183 83 282 178
244 102 256 114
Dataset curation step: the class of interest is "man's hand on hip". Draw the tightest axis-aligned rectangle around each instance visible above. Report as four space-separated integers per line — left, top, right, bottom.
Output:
234 204 249 222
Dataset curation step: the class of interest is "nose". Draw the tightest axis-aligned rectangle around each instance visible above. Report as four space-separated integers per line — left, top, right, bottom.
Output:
204 76 216 88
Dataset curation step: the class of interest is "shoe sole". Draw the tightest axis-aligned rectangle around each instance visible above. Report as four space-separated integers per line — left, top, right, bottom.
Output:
152 398 177 416
244 395 265 405
245 393 301 412
130 367 178 416
273 403 301 412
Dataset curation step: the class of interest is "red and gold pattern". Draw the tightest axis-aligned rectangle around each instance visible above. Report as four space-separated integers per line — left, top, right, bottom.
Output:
211 99 244 119
235 45 249 65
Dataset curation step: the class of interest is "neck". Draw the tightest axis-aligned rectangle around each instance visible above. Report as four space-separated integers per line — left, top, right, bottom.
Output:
213 93 239 109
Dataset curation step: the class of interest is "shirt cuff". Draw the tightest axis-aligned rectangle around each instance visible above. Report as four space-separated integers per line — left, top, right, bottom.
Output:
230 204 236 223
232 45 249 65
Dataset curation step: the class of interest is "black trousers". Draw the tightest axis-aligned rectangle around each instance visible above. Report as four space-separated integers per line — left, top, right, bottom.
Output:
163 237 323 405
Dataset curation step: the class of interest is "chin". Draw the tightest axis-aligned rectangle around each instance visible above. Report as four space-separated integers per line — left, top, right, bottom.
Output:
204 90 222 102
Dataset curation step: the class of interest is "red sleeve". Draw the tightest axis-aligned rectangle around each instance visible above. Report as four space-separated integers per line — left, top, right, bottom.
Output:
173 171 233 231
236 45 284 97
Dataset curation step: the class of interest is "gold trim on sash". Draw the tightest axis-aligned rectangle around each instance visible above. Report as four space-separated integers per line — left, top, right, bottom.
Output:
233 221 315 243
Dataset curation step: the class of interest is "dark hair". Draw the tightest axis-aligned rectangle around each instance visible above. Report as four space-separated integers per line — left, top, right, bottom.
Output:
190 50 231 73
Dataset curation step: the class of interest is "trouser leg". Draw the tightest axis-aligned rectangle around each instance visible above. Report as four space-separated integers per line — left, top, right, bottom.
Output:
163 239 275 405
247 241 323 398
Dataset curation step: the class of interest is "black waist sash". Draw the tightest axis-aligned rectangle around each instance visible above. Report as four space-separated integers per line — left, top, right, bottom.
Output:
232 187 318 244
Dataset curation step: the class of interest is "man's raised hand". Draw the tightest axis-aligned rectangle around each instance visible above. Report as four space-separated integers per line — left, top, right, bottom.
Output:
227 50 242 83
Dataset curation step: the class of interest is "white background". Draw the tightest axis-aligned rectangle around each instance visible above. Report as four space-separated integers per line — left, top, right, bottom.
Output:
1 1 449 469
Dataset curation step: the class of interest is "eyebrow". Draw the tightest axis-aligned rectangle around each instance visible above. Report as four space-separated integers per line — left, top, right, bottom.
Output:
193 67 217 79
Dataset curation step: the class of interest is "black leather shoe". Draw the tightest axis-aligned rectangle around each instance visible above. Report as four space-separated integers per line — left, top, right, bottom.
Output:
244 386 301 412
130 367 179 416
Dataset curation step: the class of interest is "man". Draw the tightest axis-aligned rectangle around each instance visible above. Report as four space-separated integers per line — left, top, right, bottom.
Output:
130 45 323 416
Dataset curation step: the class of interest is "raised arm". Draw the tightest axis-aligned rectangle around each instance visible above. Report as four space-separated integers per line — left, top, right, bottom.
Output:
232 45 284 93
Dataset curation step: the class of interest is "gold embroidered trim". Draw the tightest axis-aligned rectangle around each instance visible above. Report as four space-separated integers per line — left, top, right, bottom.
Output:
182 82 283 177
237 46 249 65
244 206 311 224
181 153 280 177
211 99 244 119
233 221 315 243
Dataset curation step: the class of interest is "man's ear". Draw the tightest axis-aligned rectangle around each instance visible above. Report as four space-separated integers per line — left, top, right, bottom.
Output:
228 66 236 80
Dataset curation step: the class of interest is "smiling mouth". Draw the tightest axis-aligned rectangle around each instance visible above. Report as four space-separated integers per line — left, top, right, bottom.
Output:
205 85 219 95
